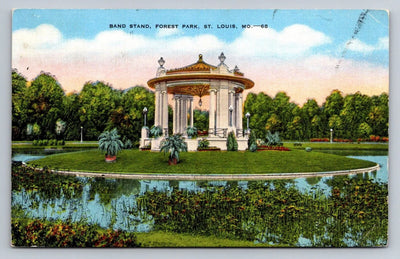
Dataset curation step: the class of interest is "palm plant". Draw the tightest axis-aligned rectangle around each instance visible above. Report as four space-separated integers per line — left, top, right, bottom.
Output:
150 125 162 138
160 134 187 165
186 126 198 138
98 128 124 162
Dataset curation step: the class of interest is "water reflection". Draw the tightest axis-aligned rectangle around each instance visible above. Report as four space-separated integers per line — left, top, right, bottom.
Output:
11 154 388 247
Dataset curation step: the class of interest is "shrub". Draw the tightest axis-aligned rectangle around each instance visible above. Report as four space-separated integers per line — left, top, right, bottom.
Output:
11 218 140 248
186 126 198 138
38 140 43 146
42 139 48 146
227 131 238 151
57 140 65 146
150 125 162 138
160 134 187 164
124 139 133 149
249 143 257 152
98 128 124 157
247 131 257 151
32 140 38 146
266 131 281 146
198 138 209 149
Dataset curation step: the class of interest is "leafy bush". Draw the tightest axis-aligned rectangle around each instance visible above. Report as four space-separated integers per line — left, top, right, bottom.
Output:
38 140 43 146
198 138 210 149
57 140 65 146
266 131 281 146
42 139 49 146
98 128 124 156
186 126 198 138
160 134 187 163
11 218 140 248
150 125 162 138
227 131 238 151
124 139 133 149
249 143 258 152
32 140 38 146
248 131 257 152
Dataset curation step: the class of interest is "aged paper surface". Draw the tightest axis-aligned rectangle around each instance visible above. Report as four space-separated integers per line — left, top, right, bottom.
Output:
11 9 388 248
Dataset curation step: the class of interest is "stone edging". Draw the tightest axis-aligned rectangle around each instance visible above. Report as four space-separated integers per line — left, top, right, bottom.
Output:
22 163 380 181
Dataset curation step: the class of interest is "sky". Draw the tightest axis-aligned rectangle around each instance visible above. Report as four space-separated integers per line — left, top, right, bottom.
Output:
12 9 389 106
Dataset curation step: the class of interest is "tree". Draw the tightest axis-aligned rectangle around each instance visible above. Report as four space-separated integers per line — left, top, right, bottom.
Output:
11 70 28 139
108 86 155 145
62 92 81 140
79 81 120 140
323 90 344 118
25 72 65 139
227 131 238 151
340 92 371 139
193 110 209 131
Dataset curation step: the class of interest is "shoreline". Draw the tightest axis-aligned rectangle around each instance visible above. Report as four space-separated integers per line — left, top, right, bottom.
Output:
22 163 380 180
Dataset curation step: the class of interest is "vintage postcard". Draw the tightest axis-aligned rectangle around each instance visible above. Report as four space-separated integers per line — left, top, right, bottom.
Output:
11 9 388 247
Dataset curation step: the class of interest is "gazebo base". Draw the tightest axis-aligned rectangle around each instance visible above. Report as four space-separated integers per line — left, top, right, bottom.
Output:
206 137 248 151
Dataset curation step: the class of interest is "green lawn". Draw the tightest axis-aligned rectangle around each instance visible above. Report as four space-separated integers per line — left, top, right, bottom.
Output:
28 149 376 174
12 141 98 149
285 142 388 150
136 231 281 247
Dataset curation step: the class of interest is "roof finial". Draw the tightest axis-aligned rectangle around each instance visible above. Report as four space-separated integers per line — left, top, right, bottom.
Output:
158 57 165 67
234 65 240 73
218 52 226 64
198 54 203 62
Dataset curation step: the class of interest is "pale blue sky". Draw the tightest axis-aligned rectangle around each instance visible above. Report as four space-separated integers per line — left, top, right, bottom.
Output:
13 9 388 66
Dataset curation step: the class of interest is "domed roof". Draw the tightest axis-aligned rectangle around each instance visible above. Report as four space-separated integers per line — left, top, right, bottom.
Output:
166 54 217 74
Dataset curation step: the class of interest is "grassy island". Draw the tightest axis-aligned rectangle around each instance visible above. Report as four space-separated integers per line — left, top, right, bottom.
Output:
28 149 376 175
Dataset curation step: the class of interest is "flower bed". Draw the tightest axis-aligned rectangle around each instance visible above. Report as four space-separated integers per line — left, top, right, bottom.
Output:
257 146 291 151
11 218 140 247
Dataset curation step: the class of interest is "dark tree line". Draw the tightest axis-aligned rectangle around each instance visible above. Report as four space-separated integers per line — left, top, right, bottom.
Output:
243 90 388 140
12 70 155 145
12 70 388 144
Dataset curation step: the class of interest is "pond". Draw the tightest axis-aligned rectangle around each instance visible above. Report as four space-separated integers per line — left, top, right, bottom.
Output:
11 149 388 247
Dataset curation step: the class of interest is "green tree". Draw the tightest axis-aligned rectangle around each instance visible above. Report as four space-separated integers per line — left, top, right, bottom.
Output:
25 72 65 139
108 86 155 145
79 81 119 140
11 70 28 139
193 110 209 131
340 92 372 139
62 93 81 140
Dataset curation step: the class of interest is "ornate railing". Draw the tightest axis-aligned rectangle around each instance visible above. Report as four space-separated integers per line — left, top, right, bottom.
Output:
163 128 169 136
208 128 228 138
236 128 245 138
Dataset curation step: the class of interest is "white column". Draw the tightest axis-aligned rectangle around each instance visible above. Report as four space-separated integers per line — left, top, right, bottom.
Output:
173 96 177 134
154 87 160 126
229 90 234 128
216 89 220 129
238 93 243 130
219 82 229 130
190 98 194 127
162 90 168 134
177 96 181 134
209 89 216 133
182 97 188 133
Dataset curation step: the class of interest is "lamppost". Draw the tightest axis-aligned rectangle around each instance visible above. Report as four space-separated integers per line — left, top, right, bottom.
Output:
80 126 83 143
246 112 251 133
143 107 148 126
330 128 333 143
229 105 233 127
